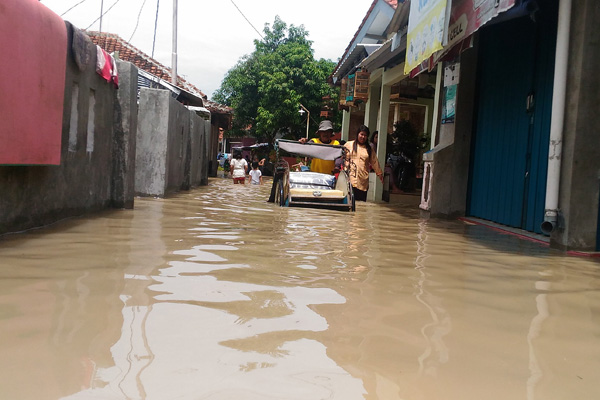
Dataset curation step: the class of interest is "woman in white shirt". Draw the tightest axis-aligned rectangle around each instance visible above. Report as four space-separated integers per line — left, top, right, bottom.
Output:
229 151 248 184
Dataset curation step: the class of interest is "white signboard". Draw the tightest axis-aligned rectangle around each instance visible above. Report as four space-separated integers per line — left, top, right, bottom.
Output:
444 62 460 87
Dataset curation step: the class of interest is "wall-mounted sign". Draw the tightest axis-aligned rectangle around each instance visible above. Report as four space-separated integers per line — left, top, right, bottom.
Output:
442 85 457 124
444 63 460 87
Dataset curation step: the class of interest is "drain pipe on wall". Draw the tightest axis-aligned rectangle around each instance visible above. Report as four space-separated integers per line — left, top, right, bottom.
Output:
541 0 572 235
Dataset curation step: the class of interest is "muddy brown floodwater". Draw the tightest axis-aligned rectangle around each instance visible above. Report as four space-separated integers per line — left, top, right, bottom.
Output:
1 177 599 400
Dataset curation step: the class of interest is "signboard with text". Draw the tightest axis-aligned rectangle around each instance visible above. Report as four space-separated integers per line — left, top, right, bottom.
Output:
405 0 448 74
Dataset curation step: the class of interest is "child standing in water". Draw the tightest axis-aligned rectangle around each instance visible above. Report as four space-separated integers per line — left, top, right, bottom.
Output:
249 161 263 185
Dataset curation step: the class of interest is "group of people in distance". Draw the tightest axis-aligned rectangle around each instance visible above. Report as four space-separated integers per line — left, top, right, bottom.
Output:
299 120 383 202
228 153 263 185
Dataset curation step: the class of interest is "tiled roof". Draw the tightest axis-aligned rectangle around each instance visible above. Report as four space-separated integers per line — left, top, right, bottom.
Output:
202 98 233 114
88 31 232 115
333 0 398 78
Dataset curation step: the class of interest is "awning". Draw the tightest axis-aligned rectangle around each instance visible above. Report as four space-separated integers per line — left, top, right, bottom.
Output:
446 0 517 50
331 44 382 84
358 32 407 72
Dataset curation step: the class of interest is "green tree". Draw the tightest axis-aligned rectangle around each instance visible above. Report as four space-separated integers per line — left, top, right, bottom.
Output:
213 17 338 143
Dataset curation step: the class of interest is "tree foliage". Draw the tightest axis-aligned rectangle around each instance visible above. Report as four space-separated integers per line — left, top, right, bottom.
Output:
213 17 338 143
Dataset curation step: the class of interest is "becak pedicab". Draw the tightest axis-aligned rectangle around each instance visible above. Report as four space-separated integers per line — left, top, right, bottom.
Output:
268 139 355 211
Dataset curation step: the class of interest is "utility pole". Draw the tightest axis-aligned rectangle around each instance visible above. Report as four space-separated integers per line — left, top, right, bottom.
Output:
99 0 104 32
171 0 178 86
299 104 310 139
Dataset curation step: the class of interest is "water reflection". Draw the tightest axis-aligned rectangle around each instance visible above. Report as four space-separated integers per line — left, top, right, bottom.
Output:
0 178 599 399
527 278 550 400
414 220 450 379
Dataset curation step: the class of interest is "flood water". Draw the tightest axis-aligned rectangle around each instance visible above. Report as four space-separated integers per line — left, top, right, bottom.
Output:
1 177 599 400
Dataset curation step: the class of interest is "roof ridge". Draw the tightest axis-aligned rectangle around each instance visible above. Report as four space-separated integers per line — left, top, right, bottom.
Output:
87 30 206 98
87 31 170 71
87 31 232 114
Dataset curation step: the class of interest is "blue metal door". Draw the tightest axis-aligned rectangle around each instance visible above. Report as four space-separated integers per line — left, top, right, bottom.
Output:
468 4 557 234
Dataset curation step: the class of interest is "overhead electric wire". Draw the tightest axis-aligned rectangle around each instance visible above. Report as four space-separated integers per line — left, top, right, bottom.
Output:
85 0 123 30
128 0 148 42
60 0 91 17
229 0 263 40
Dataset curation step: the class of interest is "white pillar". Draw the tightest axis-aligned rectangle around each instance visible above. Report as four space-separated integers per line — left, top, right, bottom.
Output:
341 109 351 142
373 84 392 202
364 83 381 133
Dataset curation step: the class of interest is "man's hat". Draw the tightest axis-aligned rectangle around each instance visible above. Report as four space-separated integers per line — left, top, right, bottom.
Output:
318 120 334 132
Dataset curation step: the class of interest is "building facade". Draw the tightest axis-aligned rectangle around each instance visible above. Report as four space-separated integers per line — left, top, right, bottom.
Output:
332 0 599 251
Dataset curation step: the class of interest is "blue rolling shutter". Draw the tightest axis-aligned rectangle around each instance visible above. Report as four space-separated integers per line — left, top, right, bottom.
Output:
468 1 557 234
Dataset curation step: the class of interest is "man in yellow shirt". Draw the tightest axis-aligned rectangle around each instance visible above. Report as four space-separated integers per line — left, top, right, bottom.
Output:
298 120 340 174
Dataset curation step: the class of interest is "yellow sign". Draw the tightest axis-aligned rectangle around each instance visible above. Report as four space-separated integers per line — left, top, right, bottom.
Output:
404 0 448 75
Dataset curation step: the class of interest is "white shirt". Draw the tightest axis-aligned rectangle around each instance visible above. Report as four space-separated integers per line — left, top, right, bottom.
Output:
230 158 247 178
249 169 262 184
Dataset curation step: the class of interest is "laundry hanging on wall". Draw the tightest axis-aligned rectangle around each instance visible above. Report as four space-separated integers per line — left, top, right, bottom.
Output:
95 45 119 88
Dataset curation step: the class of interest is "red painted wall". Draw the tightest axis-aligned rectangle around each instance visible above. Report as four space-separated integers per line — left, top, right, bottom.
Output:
0 0 67 165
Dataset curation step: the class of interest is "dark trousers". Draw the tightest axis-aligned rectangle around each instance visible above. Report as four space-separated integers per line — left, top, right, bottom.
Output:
353 187 367 202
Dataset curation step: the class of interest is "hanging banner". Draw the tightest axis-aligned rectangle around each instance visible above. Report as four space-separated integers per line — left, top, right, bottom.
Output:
446 0 516 50
408 0 514 78
404 0 448 75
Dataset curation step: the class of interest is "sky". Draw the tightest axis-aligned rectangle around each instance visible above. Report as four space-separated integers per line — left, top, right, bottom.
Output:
40 0 372 99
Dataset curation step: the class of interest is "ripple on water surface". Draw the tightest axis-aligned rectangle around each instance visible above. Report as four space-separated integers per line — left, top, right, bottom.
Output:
0 177 599 399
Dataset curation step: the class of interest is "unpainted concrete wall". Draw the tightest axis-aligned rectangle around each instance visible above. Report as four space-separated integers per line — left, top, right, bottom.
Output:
166 95 190 193
112 60 138 209
203 119 212 185
135 88 210 197
135 89 170 196
190 115 211 187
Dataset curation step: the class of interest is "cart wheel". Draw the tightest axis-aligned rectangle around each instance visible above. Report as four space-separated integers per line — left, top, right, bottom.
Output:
348 182 356 211
276 180 285 206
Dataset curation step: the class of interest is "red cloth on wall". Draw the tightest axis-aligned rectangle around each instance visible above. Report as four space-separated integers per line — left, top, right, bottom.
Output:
95 46 119 88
